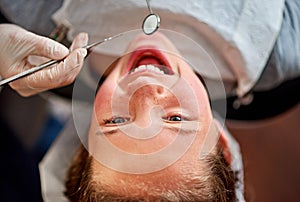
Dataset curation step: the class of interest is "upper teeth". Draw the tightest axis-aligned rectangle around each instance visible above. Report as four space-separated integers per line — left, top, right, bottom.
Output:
131 64 165 74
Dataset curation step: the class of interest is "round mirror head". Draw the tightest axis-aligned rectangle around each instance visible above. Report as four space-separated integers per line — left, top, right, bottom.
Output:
142 13 160 35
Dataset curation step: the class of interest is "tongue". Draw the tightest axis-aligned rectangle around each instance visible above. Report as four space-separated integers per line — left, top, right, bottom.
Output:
136 56 161 66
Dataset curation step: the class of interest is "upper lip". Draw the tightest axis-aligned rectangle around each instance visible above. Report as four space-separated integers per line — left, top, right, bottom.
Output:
125 46 173 75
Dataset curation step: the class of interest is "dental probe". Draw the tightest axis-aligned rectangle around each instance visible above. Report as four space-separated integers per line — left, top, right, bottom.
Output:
0 34 122 87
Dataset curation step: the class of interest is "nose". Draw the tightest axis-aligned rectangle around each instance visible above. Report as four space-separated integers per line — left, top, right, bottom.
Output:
129 85 166 128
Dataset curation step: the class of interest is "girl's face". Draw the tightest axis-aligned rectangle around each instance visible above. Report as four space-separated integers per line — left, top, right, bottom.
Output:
87 32 220 197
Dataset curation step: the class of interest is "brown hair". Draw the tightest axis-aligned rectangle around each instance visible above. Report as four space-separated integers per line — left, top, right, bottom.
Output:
65 145 236 202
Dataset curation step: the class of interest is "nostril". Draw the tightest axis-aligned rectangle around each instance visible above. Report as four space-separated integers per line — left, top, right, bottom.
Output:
157 87 164 94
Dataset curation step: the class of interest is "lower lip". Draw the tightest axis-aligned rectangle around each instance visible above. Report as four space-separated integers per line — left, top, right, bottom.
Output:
125 46 171 75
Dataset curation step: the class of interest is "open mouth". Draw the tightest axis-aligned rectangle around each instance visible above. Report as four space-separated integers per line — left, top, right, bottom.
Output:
126 47 174 75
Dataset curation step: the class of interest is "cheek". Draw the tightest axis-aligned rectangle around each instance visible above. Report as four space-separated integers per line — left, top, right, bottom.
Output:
194 86 211 116
176 59 210 107
94 81 117 116
184 75 211 117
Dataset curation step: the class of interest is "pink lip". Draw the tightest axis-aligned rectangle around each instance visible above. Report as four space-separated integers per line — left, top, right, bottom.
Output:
125 46 172 75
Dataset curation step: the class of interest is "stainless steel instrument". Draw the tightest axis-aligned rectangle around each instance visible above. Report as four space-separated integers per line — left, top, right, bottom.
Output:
0 34 122 86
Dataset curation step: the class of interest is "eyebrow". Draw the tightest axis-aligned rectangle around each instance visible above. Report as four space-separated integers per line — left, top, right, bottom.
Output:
97 125 199 136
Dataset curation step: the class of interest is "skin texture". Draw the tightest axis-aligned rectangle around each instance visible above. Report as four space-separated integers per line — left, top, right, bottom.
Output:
85 32 231 198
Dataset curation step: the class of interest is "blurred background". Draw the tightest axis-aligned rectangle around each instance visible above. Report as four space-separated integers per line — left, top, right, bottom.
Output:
228 103 300 202
226 77 300 202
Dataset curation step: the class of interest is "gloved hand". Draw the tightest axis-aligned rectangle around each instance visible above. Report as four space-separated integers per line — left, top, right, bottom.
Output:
0 23 88 96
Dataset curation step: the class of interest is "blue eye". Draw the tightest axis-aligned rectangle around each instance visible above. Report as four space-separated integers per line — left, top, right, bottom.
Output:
104 117 130 125
112 117 127 124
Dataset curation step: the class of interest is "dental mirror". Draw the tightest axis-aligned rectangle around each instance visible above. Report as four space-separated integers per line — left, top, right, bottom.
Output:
142 0 160 35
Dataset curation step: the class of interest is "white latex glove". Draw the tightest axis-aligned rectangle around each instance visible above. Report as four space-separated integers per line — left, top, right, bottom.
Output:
0 24 88 96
